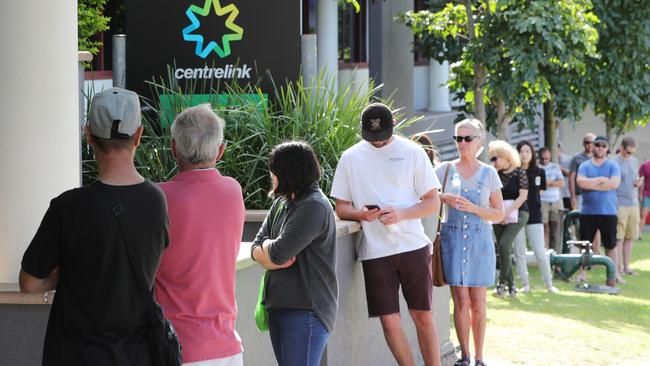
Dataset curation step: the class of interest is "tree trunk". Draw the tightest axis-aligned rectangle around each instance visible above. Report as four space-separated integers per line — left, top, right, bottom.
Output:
605 122 613 144
543 99 557 161
495 98 512 140
465 0 486 124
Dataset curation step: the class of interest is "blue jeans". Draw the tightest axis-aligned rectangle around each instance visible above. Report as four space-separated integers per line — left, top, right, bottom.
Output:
268 310 329 366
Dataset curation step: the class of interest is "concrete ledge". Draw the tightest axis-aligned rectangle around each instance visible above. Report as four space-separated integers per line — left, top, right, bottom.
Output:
0 284 54 305
78 51 93 62
237 219 361 271
245 210 268 222
0 219 362 304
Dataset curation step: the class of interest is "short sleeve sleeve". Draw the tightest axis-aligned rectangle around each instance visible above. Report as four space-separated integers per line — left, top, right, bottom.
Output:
21 200 62 278
434 162 451 188
517 169 529 190
570 156 579 173
330 154 352 201
413 148 441 197
610 161 621 177
487 166 503 193
555 164 563 181
577 161 587 177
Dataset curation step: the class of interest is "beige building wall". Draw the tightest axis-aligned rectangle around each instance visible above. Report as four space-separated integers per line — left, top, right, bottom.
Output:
0 1 79 283
559 108 650 162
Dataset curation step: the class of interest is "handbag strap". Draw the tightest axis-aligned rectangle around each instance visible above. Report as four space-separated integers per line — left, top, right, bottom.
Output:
436 163 452 234
102 184 156 303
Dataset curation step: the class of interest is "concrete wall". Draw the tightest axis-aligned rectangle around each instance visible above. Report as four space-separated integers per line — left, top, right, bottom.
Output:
368 0 414 116
0 304 50 366
413 64 430 111
559 108 650 161
1 223 455 366
0 1 79 283
338 65 370 101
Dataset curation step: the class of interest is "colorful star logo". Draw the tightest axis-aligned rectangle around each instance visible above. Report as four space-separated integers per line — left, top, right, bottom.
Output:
182 0 244 59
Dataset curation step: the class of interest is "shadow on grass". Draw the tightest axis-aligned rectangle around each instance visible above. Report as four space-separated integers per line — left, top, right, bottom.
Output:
488 240 650 335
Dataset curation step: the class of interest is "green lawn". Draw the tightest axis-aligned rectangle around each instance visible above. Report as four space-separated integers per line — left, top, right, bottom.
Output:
455 231 650 365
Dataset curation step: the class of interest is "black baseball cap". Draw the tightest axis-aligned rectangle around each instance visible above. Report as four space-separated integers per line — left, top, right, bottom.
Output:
361 103 393 142
594 135 609 145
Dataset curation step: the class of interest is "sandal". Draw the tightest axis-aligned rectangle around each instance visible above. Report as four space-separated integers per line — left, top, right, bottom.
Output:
475 360 487 366
454 357 471 366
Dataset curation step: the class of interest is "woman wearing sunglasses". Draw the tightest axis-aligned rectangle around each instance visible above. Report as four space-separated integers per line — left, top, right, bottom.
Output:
434 119 504 366
488 140 529 298
513 140 559 293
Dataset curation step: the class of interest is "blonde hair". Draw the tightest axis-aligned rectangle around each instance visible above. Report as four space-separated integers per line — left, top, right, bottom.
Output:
488 140 521 168
455 118 486 156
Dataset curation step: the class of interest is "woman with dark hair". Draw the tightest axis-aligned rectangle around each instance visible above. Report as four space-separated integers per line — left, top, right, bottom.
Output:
513 141 558 293
250 141 338 366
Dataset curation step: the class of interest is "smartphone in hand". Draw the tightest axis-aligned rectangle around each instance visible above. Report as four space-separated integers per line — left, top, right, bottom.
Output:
365 204 380 211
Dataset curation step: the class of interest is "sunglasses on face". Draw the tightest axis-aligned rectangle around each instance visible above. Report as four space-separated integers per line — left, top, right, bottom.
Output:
453 135 477 143
583 141 594 145
490 156 498 162
594 143 608 148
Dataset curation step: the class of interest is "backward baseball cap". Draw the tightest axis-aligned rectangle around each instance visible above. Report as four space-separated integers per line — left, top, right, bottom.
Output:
88 87 141 139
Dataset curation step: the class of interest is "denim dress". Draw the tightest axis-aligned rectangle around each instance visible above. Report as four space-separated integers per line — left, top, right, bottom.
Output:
441 165 496 287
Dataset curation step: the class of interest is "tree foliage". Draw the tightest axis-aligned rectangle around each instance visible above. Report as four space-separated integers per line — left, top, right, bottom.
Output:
398 0 599 141
78 0 110 55
588 0 650 140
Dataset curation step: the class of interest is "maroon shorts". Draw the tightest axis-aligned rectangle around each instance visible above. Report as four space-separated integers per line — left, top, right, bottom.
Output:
361 245 432 317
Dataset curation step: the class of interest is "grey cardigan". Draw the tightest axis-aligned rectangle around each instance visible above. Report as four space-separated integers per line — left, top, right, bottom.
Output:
252 184 338 331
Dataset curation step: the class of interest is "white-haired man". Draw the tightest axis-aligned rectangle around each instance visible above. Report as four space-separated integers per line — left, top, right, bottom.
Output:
155 104 245 366
20 88 169 365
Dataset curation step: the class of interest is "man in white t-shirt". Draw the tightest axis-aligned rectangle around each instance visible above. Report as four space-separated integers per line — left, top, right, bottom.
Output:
539 146 565 253
331 103 442 366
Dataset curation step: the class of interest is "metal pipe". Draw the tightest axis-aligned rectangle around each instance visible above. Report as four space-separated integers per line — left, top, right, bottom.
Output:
549 252 617 285
590 255 617 283
112 34 126 88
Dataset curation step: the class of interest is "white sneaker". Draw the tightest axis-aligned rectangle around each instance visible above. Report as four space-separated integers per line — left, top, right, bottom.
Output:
547 286 560 294
616 275 626 284
520 284 531 293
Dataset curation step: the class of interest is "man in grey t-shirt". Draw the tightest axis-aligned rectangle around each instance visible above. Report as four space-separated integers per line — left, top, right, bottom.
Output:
614 137 642 277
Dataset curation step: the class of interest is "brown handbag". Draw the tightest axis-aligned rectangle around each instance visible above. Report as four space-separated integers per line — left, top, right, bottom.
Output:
432 164 451 287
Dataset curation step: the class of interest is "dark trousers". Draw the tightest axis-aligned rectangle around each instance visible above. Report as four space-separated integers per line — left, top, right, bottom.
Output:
493 210 529 288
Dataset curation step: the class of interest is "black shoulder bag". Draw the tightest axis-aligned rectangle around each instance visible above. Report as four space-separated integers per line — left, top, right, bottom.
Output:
109 195 182 366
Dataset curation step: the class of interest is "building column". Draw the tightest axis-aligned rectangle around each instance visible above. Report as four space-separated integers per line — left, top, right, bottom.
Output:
317 0 338 89
0 1 79 282
428 59 451 112
368 0 414 116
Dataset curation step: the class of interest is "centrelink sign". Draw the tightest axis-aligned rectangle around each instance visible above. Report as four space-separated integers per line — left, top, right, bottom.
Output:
126 0 300 98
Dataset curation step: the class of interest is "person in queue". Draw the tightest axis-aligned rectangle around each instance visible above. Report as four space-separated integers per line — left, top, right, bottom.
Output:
576 135 621 286
155 104 246 365
20 88 169 365
488 140 529 298
435 119 504 366
251 141 338 366
331 102 442 366
513 141 559 293
538 146 565 253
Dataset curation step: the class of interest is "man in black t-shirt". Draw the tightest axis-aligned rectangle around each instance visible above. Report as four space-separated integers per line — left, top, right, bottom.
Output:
19 88 169 366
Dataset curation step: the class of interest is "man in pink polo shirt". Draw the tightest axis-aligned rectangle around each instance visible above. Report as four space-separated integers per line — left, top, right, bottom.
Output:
155 104 245 366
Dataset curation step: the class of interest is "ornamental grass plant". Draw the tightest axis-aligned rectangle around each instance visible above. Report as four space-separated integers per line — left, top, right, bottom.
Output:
83 70 419 209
